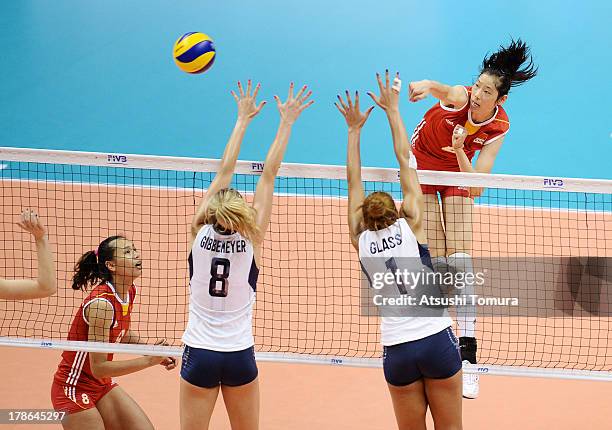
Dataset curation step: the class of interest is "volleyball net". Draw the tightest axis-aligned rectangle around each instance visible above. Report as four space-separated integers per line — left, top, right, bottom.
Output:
1 147 611 381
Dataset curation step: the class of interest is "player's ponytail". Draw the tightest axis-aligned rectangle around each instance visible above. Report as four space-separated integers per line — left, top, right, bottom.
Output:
206 188 260 243
361 192 398 231
480 38 538 98
72 235 125 291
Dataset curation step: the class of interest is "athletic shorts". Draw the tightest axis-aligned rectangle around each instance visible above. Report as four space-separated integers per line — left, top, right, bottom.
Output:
420 184 471 199
383 327 462 386
180 344 258 388
51 377 117 415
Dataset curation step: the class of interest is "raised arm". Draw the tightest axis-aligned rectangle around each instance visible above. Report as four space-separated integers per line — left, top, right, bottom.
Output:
408 79 468 109
0 210 57 300
369 71 426 244
335 91 374 250
190 80 266 243
251 83 313 254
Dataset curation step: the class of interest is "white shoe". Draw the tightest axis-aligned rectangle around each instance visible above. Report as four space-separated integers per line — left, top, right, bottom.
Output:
462 360 479 399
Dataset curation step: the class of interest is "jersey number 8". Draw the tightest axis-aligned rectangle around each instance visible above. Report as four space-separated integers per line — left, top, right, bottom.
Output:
209 257 230 297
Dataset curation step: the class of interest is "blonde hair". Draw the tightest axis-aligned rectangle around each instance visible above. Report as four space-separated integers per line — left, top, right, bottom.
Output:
206 189 260 242
361 191 398 231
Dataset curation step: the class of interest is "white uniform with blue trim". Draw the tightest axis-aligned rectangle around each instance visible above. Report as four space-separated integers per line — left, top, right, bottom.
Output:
182 224 259 352
359 218 452 346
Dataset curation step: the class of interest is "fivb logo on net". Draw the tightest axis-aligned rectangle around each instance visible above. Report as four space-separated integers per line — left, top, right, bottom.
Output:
107 154 129 165
251 162 264 173
543 178 564 188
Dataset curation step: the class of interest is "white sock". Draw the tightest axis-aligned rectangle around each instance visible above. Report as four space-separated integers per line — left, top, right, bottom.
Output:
448 252 476 338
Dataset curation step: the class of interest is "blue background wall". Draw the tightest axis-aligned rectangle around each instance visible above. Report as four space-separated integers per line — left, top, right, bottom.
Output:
1 1 610 179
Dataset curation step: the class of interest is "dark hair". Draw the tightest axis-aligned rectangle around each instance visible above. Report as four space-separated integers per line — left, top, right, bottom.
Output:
480 38 538 98
361 192 398 231
71 235 125 291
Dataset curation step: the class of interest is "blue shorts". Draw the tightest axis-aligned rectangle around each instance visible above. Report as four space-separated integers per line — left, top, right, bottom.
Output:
180 345 258 388
383 327 462 386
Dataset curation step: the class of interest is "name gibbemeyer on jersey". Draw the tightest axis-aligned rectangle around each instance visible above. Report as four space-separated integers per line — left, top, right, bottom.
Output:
200 235 248 253
369 234 403 254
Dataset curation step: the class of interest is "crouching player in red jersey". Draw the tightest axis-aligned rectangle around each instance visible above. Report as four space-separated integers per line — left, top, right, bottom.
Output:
51 236 176 429
408 39 537 398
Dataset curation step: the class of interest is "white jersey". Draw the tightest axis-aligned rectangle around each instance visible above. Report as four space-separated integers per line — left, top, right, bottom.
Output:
359 218 452 346
182 224 259 351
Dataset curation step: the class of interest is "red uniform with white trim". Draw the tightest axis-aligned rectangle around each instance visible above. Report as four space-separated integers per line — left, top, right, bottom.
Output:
51 282 136 414
411 86 510 197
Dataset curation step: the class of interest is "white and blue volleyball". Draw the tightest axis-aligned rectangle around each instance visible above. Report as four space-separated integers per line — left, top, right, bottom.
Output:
173 32 216 74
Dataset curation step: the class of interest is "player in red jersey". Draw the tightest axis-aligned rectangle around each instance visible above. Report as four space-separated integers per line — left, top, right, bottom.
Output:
408 39 537 399
51 235 176 429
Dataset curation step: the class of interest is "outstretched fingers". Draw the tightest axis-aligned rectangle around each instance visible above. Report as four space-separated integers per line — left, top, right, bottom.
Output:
253 100 267 116
16 209 42 234
376 73 384 94
345 90 354 109
273 95 282 108
300 90 313 104
287 82 295 100
21 209 37 224
295 84 307 101
337 94 349 111
298 99 314 112
367 91 382 108
334 102 347 116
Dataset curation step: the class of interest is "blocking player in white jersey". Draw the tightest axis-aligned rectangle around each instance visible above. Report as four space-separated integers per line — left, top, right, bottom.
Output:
180 80 313 430
336 71 462 429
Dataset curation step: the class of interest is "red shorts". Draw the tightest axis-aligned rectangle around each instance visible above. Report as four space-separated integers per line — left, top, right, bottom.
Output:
51 377 117 415
420 184 472 199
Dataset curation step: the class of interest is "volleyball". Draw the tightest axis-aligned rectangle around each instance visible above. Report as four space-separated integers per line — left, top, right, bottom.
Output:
173 32 216 74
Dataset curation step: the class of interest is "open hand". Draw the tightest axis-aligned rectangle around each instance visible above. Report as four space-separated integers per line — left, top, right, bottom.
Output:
274 83 314 125
335 91 374 131
232 80 266 121
367 70 401 113
17 209 46 240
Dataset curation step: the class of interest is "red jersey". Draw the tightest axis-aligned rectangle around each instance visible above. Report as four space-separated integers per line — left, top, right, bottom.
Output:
54 282 136 389
411 86 510 172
